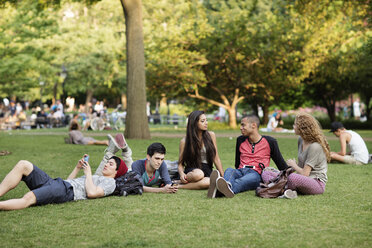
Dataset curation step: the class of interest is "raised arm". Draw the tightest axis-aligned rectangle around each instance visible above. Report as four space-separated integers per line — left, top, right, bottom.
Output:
81 162 105 198
67 157 86 180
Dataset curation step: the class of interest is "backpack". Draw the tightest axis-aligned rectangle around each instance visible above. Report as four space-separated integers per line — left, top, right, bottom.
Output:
256 168 294 198
114 171 144 196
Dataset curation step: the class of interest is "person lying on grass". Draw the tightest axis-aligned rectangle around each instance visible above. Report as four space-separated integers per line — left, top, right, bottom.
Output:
131 142 178 194
0 135 128 211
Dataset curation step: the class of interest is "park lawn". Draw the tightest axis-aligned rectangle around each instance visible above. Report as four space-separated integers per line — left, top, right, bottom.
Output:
0 129 371 248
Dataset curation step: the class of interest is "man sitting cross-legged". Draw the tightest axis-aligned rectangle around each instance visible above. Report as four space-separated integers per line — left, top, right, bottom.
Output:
207 114 288 198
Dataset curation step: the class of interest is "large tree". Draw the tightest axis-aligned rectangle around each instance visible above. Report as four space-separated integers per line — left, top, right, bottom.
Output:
121 0 150 139
294 0 371 121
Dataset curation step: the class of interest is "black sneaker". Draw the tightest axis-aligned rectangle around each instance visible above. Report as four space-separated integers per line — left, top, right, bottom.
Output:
216 177 234 198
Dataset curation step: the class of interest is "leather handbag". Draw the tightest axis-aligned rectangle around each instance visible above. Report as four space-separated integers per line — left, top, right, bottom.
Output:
256 168 294 198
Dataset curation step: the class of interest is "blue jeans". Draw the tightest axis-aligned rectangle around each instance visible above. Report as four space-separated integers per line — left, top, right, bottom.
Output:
223 167 261 194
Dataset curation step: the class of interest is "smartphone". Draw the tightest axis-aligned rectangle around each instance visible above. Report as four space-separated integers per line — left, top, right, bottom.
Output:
84 156 89 162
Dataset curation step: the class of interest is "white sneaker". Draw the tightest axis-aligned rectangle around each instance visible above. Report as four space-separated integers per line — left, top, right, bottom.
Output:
216 177 234 198
106 134 121 154
207 170 220 198
279 189 298 199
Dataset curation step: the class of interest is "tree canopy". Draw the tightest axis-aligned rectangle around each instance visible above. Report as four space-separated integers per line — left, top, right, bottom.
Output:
0 0 371 127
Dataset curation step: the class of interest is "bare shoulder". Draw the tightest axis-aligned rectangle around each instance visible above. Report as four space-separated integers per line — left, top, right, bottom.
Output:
208 131 216 138
180 137 186 144
340 131 351 141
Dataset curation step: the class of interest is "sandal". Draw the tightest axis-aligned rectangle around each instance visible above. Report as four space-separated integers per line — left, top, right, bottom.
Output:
0 150 11 156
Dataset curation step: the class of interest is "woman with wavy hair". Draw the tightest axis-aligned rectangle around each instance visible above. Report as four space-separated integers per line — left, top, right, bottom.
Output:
178 110 224 189
262 112 330 197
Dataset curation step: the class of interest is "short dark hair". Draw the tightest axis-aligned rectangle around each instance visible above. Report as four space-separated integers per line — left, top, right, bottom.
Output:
111 156 121 170
330 122 344 132
242 114 260 128
147 143 166 157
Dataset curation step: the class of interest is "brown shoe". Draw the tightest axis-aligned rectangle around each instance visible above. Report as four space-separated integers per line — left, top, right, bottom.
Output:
207 170 220 198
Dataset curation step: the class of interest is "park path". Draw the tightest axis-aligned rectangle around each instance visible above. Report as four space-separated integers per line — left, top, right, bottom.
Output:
4 130 372 141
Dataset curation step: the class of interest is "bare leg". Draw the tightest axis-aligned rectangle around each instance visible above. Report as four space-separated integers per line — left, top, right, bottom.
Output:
178 177 210 190
0 191 36 210
186 169 205 182
0 160 34 197
330 153 346 163
178 169 210 190
87 140 109 146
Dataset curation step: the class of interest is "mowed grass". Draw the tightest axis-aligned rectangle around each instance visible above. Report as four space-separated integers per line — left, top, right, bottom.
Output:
0 129 371 248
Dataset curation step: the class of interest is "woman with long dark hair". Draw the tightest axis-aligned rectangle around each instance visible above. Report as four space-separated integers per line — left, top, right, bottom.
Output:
178 110 224 189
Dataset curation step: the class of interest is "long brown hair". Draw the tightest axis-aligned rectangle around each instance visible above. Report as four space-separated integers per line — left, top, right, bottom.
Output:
295 112 331 162
180 110 216 168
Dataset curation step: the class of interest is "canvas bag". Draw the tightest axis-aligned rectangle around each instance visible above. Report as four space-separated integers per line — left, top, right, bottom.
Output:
256 168 294 198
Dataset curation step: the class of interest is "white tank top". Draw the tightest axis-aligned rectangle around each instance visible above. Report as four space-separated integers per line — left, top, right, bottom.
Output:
347 130 369 164
201 146 208 164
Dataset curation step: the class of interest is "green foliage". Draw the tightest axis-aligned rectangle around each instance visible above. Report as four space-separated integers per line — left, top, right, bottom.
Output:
0 0 371 123
0 1 60 100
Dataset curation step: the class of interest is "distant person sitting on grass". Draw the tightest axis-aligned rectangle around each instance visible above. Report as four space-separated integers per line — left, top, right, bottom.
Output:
329 122 369 165
131 143 178 194
261 112 330 198
266 112 284 132
207 114 288 198
69 119 108 146
0 134 128 211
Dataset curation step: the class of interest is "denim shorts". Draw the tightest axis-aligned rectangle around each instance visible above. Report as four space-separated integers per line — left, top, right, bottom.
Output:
22 165 74 205
184 163 212 177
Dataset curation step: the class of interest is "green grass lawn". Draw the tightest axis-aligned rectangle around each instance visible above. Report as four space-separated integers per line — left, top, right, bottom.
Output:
0 128 371 248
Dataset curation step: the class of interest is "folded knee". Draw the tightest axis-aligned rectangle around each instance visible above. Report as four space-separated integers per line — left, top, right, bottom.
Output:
15 160 33 174
187 169 204 182
22 191 37 206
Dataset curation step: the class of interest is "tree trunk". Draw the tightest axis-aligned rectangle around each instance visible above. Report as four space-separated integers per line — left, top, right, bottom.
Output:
121 0 150 139
188 86 244 128
85 89 93 114
121 93 127 110
53 82 58 106
262 104 269 125
322 97 336 122
363 95 371 120
226 107 237 128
